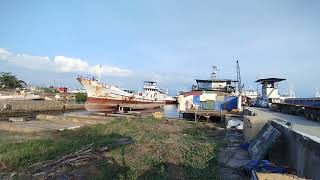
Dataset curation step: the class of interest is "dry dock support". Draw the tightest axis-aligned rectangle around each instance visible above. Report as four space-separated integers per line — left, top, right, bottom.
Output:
180 109 227 122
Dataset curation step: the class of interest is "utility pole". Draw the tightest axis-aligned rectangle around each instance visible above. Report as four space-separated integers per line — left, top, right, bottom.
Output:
236 60 242 93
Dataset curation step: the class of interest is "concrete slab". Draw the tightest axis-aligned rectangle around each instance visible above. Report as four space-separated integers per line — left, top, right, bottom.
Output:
248 123 281 161
243 108 320 179
218 117 250 179
218 167 248 180
219 148 250 168
0 120 85 133
269 121 320 180
37 114 112 125
244 107 320 142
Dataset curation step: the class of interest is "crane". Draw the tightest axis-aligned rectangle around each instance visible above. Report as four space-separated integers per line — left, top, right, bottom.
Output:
236 60 242 93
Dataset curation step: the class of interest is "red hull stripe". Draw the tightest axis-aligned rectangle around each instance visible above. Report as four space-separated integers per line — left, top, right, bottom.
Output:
85 97 164 112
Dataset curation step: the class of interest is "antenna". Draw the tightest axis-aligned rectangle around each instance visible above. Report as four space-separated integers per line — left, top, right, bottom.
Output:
211 66 219 80
97 65 102 82
236 60 242 93
289 85 295 98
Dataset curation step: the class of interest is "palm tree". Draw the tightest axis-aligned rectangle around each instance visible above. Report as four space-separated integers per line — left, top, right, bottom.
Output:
0 72 27 90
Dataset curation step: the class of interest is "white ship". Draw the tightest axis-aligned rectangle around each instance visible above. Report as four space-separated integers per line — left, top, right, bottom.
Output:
77 76 175 112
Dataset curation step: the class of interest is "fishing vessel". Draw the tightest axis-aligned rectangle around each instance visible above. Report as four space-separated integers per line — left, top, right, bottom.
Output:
77 76 173 112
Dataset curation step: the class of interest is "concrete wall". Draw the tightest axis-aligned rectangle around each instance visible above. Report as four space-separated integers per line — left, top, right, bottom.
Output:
269 121 320 180
305 106 320 122
0 100 84 115
178 95 193 111
243 115 269 141
263 87 280 99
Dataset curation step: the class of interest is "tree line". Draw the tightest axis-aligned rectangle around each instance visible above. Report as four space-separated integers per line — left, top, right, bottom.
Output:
0 72 26 90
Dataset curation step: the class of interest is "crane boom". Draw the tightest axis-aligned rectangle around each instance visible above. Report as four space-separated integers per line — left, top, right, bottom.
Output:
236 60 242 93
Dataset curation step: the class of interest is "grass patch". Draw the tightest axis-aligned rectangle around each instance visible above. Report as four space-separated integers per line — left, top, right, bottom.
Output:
0 116 225 179
0 125 127 170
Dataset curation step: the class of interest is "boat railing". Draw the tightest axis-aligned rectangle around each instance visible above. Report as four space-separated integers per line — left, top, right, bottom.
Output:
77 75 98 81
192 85 236 93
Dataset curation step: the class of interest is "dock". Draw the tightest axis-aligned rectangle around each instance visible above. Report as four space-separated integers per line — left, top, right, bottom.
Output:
245 107 320 141
272 103 320 121
180 109 228 121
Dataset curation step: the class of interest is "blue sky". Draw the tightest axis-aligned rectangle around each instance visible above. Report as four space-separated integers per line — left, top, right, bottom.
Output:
0 0 319 96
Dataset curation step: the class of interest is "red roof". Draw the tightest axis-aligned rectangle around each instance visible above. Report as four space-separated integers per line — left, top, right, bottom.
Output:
183 91 202 97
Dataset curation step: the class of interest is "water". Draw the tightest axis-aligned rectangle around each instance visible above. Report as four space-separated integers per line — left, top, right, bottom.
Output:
67 105 182 119
163 104 180 118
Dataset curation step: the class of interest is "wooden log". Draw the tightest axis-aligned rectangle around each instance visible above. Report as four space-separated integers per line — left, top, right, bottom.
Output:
105 113 135 118
126 111 141 115
93 112 107 116
57 126 81 131
9 117 25 122
65 114 111 120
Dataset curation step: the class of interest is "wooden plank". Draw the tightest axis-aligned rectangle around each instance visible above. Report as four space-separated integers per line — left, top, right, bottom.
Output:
105 113 135 118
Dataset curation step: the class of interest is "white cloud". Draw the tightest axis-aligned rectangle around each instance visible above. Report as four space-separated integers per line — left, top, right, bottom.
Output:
53 56 89 72
0 48 131 76
0 49 11 60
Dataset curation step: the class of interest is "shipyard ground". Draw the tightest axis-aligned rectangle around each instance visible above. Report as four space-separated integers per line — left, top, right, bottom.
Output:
0 115 239 179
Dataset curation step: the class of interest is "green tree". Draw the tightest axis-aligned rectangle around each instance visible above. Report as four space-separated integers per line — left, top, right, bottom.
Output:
75 93 87 103
42 87 59 94
0 72 27 90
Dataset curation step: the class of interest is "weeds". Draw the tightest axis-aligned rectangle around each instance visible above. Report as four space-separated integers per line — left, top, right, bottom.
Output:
0 116 224 179
0 125 126 170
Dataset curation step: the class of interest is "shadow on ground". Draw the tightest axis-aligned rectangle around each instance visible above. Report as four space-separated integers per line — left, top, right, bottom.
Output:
138 160 219 180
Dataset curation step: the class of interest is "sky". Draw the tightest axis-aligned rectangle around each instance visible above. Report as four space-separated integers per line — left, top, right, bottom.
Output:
0 0 320 97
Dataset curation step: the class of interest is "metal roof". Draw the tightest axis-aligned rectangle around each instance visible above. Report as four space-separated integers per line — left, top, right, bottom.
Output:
255 78 286 83
195 79 238 83
144 81 157 83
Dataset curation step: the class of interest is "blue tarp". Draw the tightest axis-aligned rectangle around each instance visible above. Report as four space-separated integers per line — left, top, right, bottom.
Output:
240 142 251 151
197 96 238 111
215 101 224 110
222 96 238 111
244 160 289 174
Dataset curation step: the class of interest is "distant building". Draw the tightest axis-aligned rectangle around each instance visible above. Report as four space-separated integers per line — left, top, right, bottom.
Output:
69 89 86 94
56 87 68 93
255 78 286 107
